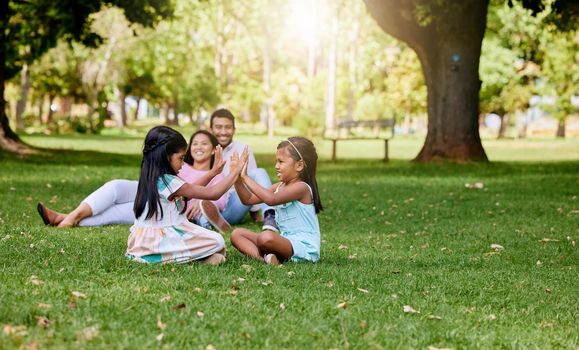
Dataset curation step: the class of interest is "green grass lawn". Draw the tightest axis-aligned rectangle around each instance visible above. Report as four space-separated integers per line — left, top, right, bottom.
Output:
1 132 578 349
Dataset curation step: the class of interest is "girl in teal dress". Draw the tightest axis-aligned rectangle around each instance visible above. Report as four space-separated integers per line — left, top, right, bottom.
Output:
231 137 323 264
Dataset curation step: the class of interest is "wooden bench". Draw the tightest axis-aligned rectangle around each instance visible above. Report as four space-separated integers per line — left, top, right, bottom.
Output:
323 118 395 162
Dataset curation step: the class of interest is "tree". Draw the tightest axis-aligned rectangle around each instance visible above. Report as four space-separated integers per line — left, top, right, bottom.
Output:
364 0 489 162
539 30 578 137
363 0 578 162
0 0 172 153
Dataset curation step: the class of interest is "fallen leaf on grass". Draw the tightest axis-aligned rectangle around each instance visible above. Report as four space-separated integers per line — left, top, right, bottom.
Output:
71 291 87 300
465 182 484 189
337 302 348 309
172 303 186 311
75 326 99 342
37 303 52 309
29 275 44 285
403 305 419 314
261 279 273 286
35 316 52 328
426 315 443 320
483 251 499 257
240 264 253 272
338 244 348 250
357 288 369 293
160 294 171 303
196 311 204 318
205 345 216 350
194 287 203 293
487 314 497 321
157 316 166 330
536 260 542 266
279 303 285 310
539 238 559 243
348 254 358 260
490 244 504 251
546 288 552 294
427 346 453 350
3 324 28 337
156 333 164 342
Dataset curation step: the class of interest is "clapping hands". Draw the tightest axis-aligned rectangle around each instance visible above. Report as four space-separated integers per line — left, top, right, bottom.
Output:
229 146 249 179
210 145 226 175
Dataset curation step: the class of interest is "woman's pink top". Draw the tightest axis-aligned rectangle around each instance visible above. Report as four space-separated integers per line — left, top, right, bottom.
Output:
177 163 229 210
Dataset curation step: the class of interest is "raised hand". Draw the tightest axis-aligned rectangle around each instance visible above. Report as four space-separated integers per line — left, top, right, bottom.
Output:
229 150 239 171
210 145 226 175
236 146 249 174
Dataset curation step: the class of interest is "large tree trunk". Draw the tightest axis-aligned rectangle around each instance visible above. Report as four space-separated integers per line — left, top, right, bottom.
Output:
364 0 489 162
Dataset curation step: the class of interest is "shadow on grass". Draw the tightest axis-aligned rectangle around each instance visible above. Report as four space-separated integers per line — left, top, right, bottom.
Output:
0 147 141 167
312 158 579 178
3 148 577 177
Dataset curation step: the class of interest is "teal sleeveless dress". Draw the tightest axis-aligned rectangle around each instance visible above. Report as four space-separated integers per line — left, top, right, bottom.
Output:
274 182 320 262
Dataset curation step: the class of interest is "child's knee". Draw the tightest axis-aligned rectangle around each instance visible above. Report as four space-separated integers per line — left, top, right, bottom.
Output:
230 229 243 244
257 231 276 249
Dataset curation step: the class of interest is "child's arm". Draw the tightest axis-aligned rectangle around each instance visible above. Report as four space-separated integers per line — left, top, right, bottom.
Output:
241 174 310 206
232 161 275 205
175 148 247 200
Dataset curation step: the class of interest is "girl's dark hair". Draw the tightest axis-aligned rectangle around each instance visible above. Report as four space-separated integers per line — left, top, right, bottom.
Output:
134 126 188 220
278 137 323 213
184 130 219 168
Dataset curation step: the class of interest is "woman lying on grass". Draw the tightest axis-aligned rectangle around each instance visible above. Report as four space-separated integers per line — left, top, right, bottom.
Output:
36 130 232 233
230 137 323 265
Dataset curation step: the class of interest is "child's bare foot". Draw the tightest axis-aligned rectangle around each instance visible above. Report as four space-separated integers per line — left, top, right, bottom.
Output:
264 254 280 265
36 202 66 226
202 253 226 266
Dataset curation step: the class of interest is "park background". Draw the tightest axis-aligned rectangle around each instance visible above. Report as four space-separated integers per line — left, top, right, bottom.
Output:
1 0 578 349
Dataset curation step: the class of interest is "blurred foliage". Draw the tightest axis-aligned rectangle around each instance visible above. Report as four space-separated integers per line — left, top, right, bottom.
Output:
4 0 578 137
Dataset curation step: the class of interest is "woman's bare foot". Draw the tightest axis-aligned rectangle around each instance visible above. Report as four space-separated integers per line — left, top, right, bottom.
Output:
37 202 66 226
57 202 93 227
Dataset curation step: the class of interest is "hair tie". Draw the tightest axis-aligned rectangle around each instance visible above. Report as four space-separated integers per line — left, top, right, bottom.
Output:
286 139 306 167
144 138 170 154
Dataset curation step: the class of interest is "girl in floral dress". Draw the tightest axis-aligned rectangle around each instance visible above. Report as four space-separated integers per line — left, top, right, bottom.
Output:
126 126 247 265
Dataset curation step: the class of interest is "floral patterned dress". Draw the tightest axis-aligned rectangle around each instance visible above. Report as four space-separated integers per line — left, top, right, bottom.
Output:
126 175 225 264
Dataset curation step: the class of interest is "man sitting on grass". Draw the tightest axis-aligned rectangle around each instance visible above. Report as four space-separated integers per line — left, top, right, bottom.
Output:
208 108 278 231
